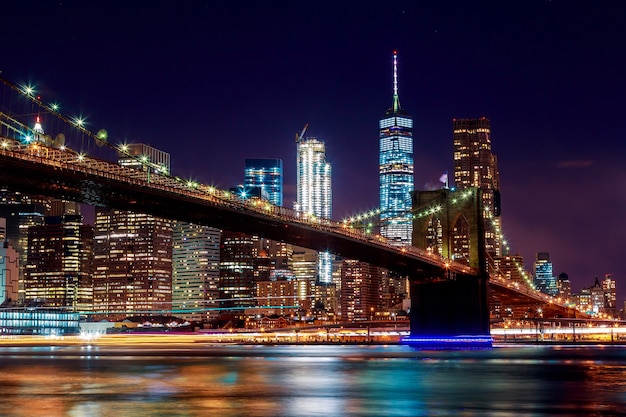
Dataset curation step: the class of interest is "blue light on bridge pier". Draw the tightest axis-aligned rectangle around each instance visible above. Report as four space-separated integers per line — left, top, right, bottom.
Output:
401 335 493 350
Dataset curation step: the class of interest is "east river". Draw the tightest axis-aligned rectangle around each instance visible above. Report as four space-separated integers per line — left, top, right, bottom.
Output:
0 343 625 416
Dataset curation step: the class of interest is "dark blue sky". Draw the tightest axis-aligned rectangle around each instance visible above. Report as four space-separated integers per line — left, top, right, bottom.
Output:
3 1 626 301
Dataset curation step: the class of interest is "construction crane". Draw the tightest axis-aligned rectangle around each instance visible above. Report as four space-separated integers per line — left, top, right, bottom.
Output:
295 123 309 143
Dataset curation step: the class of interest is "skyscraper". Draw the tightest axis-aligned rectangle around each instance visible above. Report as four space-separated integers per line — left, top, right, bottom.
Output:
219 231 266 312
172 222 221 322
296 132 333 284
340 260 383 322
296 136 332 219
24 215 93 311
533 252 557 296
379 51 414 246
93 144 173 320
93 209 173 319
452 117 501 256
244 158 283 206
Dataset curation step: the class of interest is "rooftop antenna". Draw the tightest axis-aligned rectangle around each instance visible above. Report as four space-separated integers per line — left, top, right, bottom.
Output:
392 51 400 113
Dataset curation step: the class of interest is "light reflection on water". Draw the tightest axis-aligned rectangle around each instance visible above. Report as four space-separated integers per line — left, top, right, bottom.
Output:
0 344 624 416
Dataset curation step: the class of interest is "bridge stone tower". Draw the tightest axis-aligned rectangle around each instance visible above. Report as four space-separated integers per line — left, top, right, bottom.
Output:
405 188 491 348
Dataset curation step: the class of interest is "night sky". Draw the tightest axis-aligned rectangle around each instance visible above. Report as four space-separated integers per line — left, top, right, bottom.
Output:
3 1 626 302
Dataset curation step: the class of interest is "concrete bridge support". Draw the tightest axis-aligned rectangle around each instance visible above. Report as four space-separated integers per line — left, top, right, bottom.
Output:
407 273 490 346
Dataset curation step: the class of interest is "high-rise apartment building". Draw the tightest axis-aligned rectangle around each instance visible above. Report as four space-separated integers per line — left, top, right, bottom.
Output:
93 209 173 319
93 144 173 320
24 215 93 311
219 231 267 313
172 222 221 322
244 158 283 206
296 133 333 284
452 117 501 257
533 252 557 296
340 260 382 322
379 51 414 246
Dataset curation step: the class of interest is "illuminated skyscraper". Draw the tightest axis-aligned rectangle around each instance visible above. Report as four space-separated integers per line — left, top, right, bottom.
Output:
244 158 283 206
93 209 173 319
379 51 414 246
340 260 383 322
296 136 332 219
296 132 333 284
24 215 93 311
93 144 173 319
172 222 221 322
452 117 501 257
533 252 557 296
219 231 267 313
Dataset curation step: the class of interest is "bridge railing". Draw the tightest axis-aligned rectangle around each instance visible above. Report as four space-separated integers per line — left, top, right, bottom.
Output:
0 136 475 274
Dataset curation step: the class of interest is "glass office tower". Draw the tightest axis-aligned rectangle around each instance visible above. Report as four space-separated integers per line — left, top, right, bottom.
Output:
244 158 283 206
379 51 414 246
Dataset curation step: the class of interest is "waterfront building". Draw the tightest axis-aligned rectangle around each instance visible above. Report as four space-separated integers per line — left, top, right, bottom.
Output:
0 308 80 335
24 215 93 311
0 240 19 304
0 202 46 302
172 222 221 323
244 158 283 206
452 117 501 257
340 260 383 322
379 51 414 246
533 252 557 296
219 231 266 313
255 278 313 314
93 209 173 320
92 144 174 320
295 132 333 284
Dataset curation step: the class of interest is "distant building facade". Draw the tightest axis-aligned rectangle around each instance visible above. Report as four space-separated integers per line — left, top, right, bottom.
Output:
452 117 501 258
533 252 557 296
244 158 283 206
24 215 93 311
93 209 173 320
172 222 221 322
296 133 333 285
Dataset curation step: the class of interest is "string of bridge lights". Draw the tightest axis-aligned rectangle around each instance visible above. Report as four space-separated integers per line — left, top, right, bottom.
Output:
341 188 540 291
1 77 207 188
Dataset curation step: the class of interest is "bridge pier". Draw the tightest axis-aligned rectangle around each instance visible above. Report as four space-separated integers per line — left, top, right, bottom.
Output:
403 272 492 349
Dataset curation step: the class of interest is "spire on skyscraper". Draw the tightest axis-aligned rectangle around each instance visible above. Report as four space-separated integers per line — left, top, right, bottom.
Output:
392 51 400 113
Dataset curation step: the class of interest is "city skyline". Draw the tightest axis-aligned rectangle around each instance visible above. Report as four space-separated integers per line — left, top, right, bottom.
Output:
2 1 624 300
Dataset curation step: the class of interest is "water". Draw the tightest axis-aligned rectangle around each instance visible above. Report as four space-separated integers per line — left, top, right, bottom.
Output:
0 343 625 416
